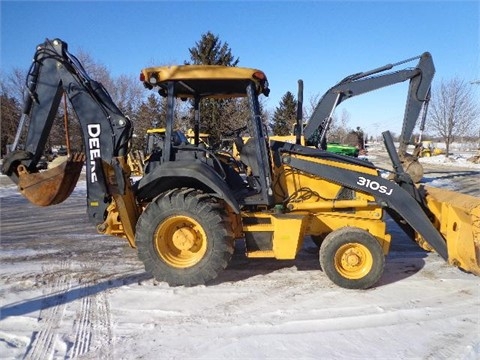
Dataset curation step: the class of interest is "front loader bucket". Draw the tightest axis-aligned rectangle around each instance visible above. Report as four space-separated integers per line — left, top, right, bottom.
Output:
419 185 480 276
17 153 86 206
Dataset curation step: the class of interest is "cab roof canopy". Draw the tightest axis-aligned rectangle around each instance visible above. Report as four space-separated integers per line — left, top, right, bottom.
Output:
140 65 270 99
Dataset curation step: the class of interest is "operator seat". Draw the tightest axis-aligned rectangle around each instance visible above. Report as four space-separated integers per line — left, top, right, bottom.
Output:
239 138 261 177
172 130 188 146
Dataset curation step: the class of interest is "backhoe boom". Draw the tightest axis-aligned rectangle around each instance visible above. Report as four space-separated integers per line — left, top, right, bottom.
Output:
2 39 133 225
303 52 435 156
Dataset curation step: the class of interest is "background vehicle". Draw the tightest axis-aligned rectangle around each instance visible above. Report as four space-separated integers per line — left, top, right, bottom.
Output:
418 140 446 157
57 146 68 156
129 127 212 176
326 142 359 157
2 39 479 289
186 128 211 148
36 155 49 170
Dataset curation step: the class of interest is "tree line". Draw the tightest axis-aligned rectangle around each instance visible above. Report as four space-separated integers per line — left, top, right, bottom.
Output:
1 32 478 158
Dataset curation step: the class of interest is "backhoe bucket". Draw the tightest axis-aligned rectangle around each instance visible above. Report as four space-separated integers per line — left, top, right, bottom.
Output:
400 153 424 183
17 153 86 206
419 185 480 276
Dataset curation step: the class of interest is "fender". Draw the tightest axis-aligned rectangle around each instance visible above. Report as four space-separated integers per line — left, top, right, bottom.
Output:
135 160 241 213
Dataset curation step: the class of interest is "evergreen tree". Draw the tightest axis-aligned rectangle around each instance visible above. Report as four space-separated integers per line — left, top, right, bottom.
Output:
271 91 297 136
185 32 242 144
187 31 239 66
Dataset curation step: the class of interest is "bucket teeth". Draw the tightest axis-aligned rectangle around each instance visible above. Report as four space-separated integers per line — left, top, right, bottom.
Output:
18 153 86 206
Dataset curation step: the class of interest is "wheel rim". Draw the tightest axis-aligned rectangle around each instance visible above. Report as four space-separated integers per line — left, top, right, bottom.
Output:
154 215 207 268
334 243 373 279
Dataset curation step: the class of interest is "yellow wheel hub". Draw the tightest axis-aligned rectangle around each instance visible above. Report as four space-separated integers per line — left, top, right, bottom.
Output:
172 227 196 250
334 243 373 279
154 215 207 268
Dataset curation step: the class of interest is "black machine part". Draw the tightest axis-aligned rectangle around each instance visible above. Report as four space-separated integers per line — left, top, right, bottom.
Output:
303 52 435 154
2 38 132 224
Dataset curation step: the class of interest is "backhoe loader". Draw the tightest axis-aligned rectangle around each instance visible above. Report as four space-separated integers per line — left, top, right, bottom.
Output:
3 38 480 289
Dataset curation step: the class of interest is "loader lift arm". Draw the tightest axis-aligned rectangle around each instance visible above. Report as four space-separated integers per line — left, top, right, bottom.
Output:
1 38 134 226
303 52 435 156
272 130 480 277
270 126 447 261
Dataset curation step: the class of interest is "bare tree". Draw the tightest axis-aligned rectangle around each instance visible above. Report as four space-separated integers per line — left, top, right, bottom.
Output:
110 74 145 117
303 93 351 143
6 68 26 102
1 49 146 154
0 92 21 156
303 93 321 121
329 109 351 143
221 98 251 130
427 78 479 156
60 51 145 151
1 70 25 155
75 50 114 90
132 94 166 151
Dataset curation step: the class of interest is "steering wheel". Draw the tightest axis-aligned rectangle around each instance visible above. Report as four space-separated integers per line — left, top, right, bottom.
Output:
222 125 247 138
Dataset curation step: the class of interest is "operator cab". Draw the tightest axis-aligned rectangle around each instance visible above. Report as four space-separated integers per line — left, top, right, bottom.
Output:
136 65 274 207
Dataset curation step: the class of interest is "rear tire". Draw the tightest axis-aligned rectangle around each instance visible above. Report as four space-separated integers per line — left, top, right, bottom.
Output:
135 188 234 286
319 227 385 289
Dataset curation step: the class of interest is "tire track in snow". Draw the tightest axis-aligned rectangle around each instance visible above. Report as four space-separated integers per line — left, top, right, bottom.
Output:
227 295 479 338
68 267 113 360
22 262 114 359
70 293 93 358
23 261 71 360
90 291 114 359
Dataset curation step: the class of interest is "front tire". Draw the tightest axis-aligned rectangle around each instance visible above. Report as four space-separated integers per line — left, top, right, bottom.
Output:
319 227 385 289
135 188 234 286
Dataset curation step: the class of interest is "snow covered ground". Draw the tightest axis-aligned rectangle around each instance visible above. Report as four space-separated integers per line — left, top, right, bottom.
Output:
1 149 479 359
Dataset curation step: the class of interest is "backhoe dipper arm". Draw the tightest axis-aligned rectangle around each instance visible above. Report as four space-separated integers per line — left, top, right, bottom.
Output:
2 39 133 225
303 53 435 150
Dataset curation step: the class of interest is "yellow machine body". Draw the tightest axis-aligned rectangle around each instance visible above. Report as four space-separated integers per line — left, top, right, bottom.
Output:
241 152 391 260
419 185 480 275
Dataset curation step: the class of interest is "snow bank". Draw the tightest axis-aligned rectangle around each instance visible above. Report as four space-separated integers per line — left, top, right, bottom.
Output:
420 154 480 169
